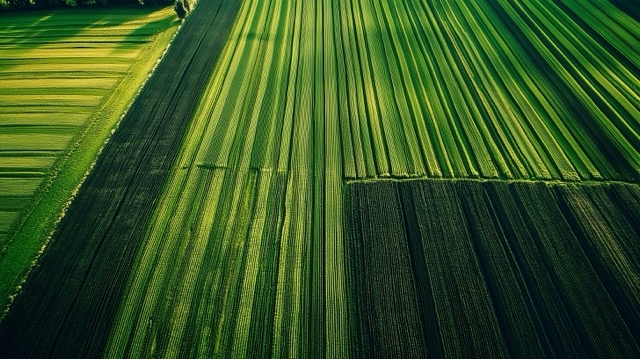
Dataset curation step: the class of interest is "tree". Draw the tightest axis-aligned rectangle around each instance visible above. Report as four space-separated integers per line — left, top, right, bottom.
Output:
174 0 189 19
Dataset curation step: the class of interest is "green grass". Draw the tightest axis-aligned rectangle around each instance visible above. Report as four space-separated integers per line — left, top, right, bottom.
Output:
0 5 179 312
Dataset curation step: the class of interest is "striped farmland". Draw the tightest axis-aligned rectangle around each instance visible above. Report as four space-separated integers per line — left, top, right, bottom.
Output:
0 6 178 311
344 179 640 358
336 0 638 181
102 0 638 356
0 0 638 358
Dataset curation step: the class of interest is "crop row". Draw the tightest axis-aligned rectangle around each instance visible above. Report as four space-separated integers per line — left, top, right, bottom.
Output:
344 179 640 358
0 0 637 357
104 0 344 355
105 168 291 358
336 0 638 180
88 0 357 356
0 6 178 311
0 1 237 356
0 7 174 241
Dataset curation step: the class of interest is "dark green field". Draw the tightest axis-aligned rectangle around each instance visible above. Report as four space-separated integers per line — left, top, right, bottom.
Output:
345 179 640 357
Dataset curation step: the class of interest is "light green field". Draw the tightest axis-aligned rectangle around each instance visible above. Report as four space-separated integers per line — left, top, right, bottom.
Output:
0 6 179 310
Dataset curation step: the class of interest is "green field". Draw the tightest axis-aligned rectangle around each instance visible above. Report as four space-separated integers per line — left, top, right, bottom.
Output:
345 179 640 357
102 0 639 357
0 6 178 310
0 0 638 357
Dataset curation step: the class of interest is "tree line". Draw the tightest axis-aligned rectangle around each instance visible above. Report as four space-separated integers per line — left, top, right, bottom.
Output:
0 0 172 11
1 0 193 19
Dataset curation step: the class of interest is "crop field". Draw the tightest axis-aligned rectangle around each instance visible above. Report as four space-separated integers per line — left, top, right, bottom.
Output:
345 179 640 357
336 0 639 181
0 0 638 358
0 6 179 311
0 0 244 356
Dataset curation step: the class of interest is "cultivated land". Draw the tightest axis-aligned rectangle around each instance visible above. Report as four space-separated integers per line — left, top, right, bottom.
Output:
0 0 242 356
0 6 178 310
1 0 639 358
345 179 640 357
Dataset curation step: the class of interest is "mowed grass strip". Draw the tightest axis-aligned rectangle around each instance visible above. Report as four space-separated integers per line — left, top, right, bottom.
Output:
0 212 20 233
0 57 134 66
0 78 119 90
0 5 179 313
0 133 73 151
0 47 141 59
0 106 92 115
0 178 41 197
0 63 130 73
0 155 56 170
0 113 89 127
345 179 640 358
0 95 105 110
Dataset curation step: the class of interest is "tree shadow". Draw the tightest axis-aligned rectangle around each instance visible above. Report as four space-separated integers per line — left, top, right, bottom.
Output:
0 5 176 68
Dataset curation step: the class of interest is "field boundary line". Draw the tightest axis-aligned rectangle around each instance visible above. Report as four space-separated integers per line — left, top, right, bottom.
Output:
345 176 640 187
